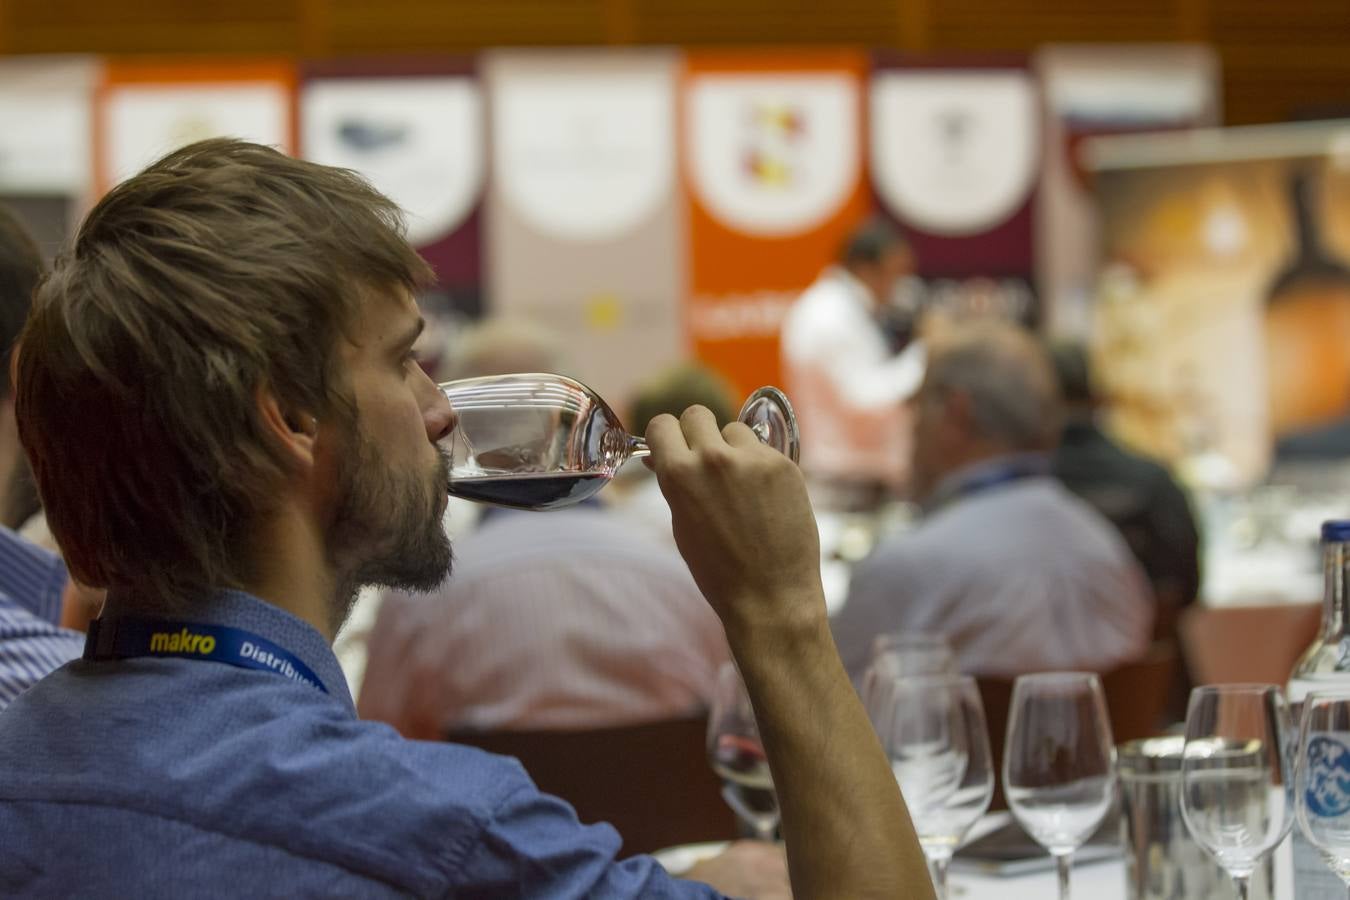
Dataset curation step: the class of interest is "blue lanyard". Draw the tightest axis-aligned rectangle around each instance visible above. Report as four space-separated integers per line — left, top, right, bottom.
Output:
84 616 328 695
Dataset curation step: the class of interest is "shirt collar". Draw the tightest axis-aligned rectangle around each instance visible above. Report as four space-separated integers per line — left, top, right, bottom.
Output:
923 452 1052 514
99 588 356 715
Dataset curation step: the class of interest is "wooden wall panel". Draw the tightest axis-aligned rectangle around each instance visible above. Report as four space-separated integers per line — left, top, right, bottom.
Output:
0 0 1347 125
7 0 302 54
324 0 610 53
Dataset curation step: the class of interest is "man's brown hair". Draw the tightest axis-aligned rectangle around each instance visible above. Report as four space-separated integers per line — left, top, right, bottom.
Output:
15 138 433 605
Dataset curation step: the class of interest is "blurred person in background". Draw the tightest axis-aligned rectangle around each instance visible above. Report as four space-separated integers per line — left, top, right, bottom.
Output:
608 361 737 545
831 322 1153 679
0 204 84 708
1049 341 1200 640
780 218 926 508
0 140 932 899
359 328 730 737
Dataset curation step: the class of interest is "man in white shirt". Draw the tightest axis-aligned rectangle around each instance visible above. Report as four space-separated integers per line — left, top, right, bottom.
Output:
831 323 1153 678
780 219 926 502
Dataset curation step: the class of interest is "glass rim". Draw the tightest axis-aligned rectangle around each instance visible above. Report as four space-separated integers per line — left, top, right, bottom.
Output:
879 672 976 691
1011 671 1101 686
1189 683 1284 696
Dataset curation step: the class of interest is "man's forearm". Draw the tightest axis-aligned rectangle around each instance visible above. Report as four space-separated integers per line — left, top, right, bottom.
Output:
729 602 935 900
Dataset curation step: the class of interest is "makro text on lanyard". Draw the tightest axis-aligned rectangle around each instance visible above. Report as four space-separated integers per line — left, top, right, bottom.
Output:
84 616 328 694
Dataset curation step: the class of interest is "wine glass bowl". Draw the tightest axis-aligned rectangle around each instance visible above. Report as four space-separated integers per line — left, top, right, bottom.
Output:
866 673 993 899
439 373 800 510
707 662 779 842
1003 672 1116 900
1180 684 1294 900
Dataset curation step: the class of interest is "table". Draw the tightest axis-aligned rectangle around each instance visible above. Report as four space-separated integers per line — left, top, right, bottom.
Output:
951 838 1293 900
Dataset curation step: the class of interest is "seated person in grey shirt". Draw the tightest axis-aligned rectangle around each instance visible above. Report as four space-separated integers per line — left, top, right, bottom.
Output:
831 322 1153 680
0 139 933 899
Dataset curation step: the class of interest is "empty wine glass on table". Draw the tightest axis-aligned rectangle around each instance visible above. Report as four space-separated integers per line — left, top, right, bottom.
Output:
1180 684 1294 900
707 662 779 842
1295 690 1350 895
866 673 993 900
439 373 799 510
1003 672 1116 900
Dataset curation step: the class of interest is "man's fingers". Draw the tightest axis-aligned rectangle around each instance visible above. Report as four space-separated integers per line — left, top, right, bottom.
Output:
645 413 691 467
678 404 725 449
721 420 762 450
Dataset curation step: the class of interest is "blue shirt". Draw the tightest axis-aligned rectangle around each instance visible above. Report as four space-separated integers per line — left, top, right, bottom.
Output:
0 525 83 709
0 589 724 898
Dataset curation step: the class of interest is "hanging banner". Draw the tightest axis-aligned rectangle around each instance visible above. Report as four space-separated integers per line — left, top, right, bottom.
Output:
0 56 98 197
870 56 1040 325
1035 45 1220 335
485 50 682 411
96 59 295 194
301 59 486 363
682 49 869 399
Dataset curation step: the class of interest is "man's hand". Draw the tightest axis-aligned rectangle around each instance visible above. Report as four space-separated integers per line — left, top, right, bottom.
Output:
684 840 790 900
645 406 823 637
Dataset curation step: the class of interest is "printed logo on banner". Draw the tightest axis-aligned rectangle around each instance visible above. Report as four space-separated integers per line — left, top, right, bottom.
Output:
688 74 860 237
301 78 485 248
495 72 675 243
871 71 1039 237
104 85 291 187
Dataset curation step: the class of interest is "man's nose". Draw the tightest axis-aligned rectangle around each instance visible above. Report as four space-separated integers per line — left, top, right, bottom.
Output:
421 376 457 443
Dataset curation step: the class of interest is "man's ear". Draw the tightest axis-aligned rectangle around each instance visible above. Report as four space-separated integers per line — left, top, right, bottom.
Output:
255 384 318 471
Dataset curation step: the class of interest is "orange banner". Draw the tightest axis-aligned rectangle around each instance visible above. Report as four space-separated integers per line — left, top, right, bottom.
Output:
95 59 296 194
681 49 871 399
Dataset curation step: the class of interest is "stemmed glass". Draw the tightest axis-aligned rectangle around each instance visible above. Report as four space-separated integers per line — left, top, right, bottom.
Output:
859 632 958 718
867 673 993 900
707 662 779 842
1004 672 1116 900
1294 690 1350 894
439 373 799 510
1180 684 1294 900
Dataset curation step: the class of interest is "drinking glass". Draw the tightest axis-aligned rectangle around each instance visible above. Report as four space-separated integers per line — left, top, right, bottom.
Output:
1004 672 1116 900
707 662 779 841
1295 690 1350 894
867 673 993 900
439 373 799 510
1180 684 1294 900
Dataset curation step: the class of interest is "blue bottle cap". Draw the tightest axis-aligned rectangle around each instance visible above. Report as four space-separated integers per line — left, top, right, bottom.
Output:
1324 521 1350 543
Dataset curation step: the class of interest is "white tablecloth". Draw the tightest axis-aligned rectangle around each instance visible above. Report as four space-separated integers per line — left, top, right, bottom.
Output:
951 839 1294 900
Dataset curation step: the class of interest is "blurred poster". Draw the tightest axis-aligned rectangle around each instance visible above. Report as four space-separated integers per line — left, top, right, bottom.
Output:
97 60 295 192
1036 45 1220 335
485 51 682 412
870 58 1040 325
301 60 486 362
1088 123 1350 485
682 49 869 398
0 56 97 198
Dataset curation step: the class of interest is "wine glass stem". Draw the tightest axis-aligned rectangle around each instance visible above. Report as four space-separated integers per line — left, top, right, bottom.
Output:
627 434 650 461
929 856 950 900
1232 874 1249 900
1055 852 1072 900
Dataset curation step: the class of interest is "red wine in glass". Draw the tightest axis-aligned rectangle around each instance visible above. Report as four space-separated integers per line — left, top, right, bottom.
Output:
439 373 799 511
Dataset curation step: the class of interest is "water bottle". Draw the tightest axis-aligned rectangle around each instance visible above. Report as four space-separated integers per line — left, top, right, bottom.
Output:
1287 519 1350 898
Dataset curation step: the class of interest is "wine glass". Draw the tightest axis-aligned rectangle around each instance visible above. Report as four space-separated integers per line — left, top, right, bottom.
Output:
867 673 993 900
707 661 779 842
1180 684 1294 900
439 373 799 510
859 632 958 716
1295 690 1350 894
1003 672 1116 900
